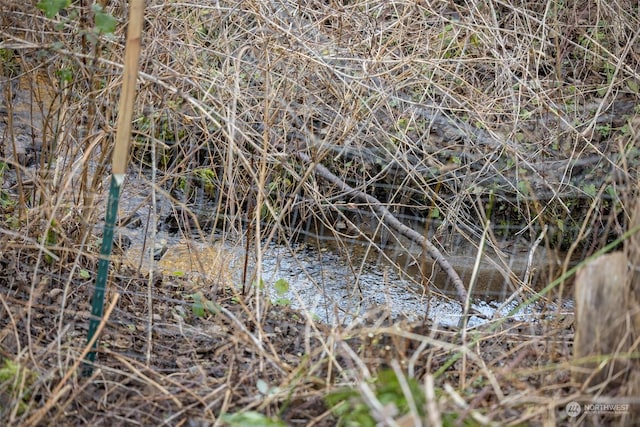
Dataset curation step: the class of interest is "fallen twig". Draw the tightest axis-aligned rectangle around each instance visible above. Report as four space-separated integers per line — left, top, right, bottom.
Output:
295 151 468 305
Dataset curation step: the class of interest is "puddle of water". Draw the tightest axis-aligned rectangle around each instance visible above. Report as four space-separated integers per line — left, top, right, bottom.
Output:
114 179 569 328
259 242 548 328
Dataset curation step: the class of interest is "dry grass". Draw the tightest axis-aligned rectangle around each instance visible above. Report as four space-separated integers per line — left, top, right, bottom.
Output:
1 0 640 425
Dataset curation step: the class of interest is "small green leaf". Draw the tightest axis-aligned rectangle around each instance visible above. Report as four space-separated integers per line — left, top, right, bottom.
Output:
597 85 608 97
517 180 529 197
274 298 291 307
583 183 597 198
92 4 117 34
79 269 91 279
203 299 219 315
192 302 205 318
36 0 71 18
396 118 409 131
56 68 73 84
274 278 289 296
190 293 205 318
189 292 218 317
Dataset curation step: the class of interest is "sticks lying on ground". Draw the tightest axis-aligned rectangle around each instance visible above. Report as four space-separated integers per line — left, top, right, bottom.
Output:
295 151 468 305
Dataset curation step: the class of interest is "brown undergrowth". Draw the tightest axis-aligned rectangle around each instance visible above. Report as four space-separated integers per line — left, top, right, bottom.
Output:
2 0 640 425
0 248 584 426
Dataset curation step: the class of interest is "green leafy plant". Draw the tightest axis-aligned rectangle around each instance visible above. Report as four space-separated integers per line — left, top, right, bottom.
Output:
325 369 425 426
0 359 36 416
221 411 287 427
189 292 219 318
37 0 117 36
92 4 117 35
596 123 612 139
56 67 74 84
193 167 218 198
273 278 291 306
582 183 597 198
36 0 71 18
